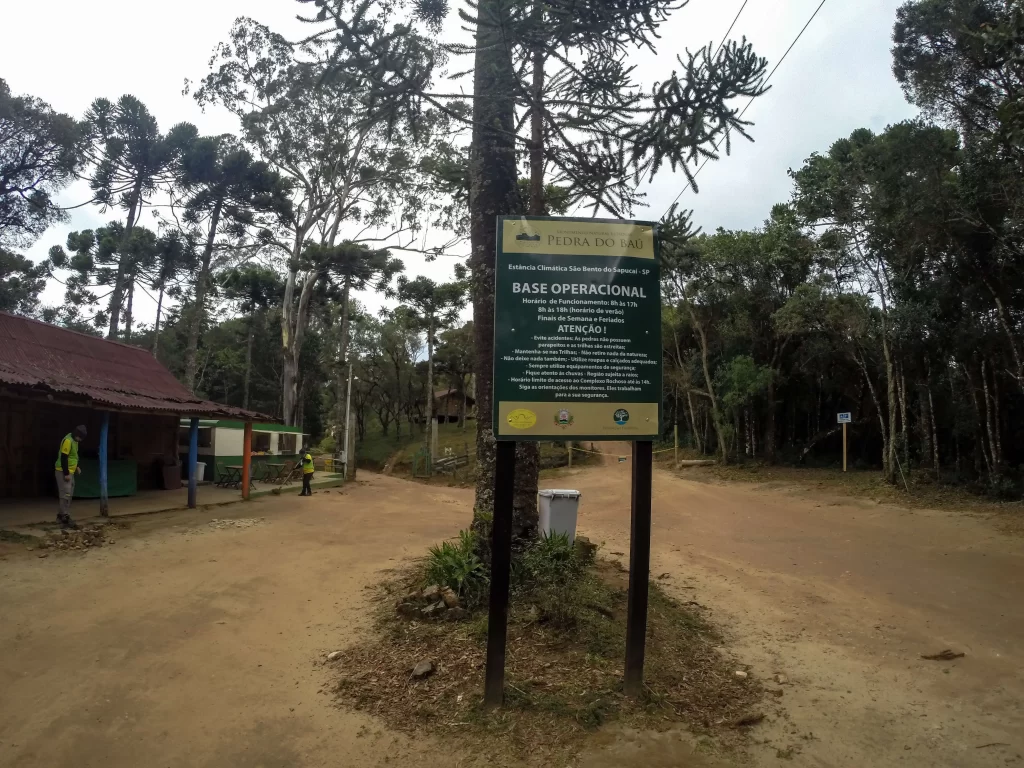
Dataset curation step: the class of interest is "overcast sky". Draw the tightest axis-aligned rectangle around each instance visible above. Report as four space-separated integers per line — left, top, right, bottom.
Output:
2 0 916 325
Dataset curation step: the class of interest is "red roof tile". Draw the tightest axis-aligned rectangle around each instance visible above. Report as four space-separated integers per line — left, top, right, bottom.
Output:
0 312 269 419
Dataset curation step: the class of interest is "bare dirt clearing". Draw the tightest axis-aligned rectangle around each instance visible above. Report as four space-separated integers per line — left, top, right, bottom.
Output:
1 459 1021 767
575 456 1024 766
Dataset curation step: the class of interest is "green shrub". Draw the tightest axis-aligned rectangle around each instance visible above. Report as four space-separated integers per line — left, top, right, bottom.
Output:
512 532 593 630
425 529 489 606
514 531 584 588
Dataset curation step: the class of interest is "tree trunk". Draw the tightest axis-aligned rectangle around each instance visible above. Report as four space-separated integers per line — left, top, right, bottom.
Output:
686 389 702 453
279 215 318 427
898 364 909 471
750 412 757 458
529 35 545 215
151 285 164 356
686 304 729 462
881 335 898 484
854 349 888 476
426 317 435 463
963 365 991 478
982 274 1024 391
469 0 536 545
123 274 134 340
928 381 940 476
107 179 143 340
243 309 254 410
460 376 468 429
919 388 932 474
815 378 822 437
992 362 1002 466
282 271 319 425
765 377 777 464
335 277 353 439
981 359 999 473
183 199 223 393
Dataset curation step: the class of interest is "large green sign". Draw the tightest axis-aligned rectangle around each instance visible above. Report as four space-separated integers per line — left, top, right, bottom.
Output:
493 216 662 441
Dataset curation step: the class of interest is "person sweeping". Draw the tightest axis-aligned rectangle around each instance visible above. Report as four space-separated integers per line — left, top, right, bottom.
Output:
299 449 315 496
55 425 86 529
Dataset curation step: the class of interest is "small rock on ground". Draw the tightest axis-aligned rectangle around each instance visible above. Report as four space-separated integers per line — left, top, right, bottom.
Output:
327 651 343 662
734 670 749 679
411 660 435 680
396 602 421 618
421 600 447 618
422 584 441 602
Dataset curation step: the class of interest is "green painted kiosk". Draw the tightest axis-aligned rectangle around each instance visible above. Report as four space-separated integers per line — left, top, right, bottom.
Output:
177 419 307 482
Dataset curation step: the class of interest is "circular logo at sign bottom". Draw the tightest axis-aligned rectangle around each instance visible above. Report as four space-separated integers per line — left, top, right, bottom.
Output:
613 408 630 426
507 409 537 429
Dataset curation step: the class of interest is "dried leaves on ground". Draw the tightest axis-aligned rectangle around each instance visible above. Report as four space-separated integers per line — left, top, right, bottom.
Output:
330 561 765 766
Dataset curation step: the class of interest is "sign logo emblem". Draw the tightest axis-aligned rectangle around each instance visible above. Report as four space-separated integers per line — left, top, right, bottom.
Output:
613 408 630 426
507 409 537 429
554 409 574 428
515 232 541 242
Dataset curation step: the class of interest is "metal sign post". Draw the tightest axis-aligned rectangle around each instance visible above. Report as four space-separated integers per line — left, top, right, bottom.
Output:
837 412 852 472
486 216 662 706
624 440 653 695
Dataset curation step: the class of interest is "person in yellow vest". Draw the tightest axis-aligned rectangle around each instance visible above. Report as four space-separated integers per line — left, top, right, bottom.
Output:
299 449 315 496
55 425 87 529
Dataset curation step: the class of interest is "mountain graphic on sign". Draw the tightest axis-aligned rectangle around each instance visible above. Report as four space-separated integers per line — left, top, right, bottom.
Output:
515 232 541 241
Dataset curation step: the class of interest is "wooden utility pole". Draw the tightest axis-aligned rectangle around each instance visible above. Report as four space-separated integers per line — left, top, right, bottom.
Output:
843 422 848 473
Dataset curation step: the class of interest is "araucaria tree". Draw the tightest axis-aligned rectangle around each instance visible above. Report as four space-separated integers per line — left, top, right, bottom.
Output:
82 95 197 339
0 79 83 249
220 265 285 409
395 268 469 464
304 0 769 542
173 134 292 392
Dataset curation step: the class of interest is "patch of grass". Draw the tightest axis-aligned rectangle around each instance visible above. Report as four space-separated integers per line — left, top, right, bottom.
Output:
356 429 422 471
690 462 1024 534
358 422 601 487
331 542 766 766
425 529 489 607
0 529 36 544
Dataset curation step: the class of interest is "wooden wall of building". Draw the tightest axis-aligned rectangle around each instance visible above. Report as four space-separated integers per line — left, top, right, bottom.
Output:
0 397 179 498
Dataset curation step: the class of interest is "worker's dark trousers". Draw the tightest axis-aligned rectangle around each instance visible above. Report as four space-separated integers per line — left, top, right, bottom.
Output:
301 474 312 496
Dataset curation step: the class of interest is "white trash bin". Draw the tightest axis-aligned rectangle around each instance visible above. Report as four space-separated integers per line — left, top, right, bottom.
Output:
194 461 207 482
538 489 582 543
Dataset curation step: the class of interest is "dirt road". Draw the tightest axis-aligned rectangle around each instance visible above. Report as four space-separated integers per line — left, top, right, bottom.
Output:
572 453 1024 766
0 461 1021 767
0 482 473 768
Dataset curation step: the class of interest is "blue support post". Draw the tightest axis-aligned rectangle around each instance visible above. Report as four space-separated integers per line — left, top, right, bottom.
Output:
99 412 110 517
188 417 199 509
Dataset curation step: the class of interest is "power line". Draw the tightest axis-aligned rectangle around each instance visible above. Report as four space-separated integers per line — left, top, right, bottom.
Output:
661 0 830 218
716 0 751 56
